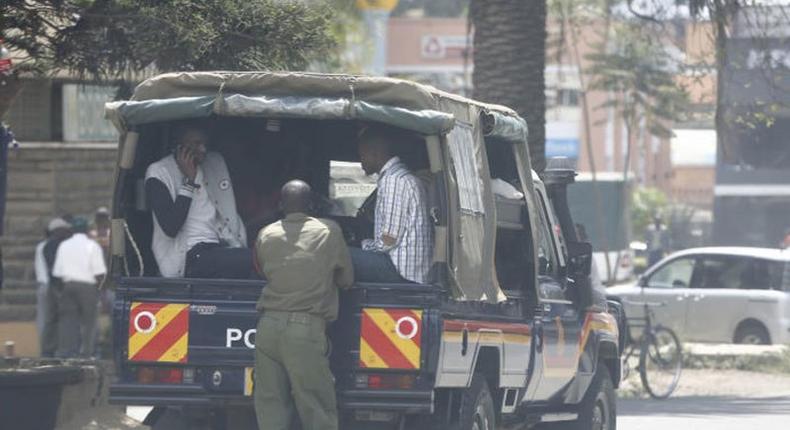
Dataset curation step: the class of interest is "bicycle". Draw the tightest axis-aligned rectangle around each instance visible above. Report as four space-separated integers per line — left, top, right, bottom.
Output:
620 299 683 399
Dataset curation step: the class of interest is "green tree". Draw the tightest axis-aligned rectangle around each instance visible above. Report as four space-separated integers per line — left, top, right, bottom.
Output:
631 186 669 241
1 0 338 80
469 0 548 171
587 23 688 182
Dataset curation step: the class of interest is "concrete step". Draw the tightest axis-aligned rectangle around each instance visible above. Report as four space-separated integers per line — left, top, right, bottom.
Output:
2 280 37 291
1 261 35 283
0 303 36 322
0 289 37 305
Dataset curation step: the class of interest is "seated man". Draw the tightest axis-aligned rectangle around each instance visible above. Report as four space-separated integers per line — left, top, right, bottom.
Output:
351 125 433 284
145 122 252 279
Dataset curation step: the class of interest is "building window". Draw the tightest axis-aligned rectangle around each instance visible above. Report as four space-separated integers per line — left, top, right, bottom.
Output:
62 84 118 142
557 89 580 107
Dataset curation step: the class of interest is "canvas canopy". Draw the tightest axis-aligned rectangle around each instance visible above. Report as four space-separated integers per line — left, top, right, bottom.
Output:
107 71 534 304
105 72 528 142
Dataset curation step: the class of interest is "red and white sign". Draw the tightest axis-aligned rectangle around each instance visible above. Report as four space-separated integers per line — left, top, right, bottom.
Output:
420 36 468 60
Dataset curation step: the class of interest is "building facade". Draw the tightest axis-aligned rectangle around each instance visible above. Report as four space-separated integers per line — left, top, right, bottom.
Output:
1 80 117 321
714 6 790 247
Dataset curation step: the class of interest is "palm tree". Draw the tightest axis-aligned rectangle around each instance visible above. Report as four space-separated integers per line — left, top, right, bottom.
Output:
470 0 548 171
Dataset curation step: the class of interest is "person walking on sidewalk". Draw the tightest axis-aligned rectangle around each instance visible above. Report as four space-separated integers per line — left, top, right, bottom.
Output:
253 180 354 430
52 217 107 358
39 218 72 357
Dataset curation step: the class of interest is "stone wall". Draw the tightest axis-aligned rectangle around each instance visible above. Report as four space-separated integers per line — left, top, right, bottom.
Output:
0 144 117 321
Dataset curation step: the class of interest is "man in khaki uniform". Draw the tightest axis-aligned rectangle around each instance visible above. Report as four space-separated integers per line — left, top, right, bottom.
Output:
253 180 354 430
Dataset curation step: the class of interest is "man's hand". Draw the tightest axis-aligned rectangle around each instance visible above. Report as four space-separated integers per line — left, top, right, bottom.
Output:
176 145 198 181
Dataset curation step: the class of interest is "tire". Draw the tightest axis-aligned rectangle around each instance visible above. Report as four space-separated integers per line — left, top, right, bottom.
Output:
458 374 497 430
639 326 682 399
734 323 771 345
535 365 616 430
413 374 495 430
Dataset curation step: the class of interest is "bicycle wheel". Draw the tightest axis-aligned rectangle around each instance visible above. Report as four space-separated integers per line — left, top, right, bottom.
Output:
639 325 682 399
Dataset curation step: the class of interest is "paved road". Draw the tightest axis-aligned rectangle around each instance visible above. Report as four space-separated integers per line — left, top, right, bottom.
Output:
618 395 790 430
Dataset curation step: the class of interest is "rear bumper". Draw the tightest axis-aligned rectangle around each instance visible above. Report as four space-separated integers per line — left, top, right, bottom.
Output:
339 388 434 414
111 383 434 413
110 383 252 407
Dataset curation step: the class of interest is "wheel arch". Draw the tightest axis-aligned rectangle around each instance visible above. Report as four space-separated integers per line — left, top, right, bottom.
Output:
598 339 621 388
473 346 502 394
733 318 772 344
471 345 503 423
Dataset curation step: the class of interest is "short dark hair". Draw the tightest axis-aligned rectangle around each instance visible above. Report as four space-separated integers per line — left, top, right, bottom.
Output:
358 123 418 147
169 121 209 149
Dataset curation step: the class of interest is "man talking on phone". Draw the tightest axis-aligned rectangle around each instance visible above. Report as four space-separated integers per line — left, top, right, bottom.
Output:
145 122 252 279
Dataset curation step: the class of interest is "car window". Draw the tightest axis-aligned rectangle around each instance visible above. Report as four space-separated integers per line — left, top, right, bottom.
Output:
694 256 752 290
755 259 788 291
647 257 695 289
779 261 790 292
752 258 785 290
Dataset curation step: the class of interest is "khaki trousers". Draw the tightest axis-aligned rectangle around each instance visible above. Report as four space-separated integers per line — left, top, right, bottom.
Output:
254 311 337 430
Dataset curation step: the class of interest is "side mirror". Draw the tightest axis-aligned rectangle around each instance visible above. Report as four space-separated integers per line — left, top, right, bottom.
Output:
637 275 647 288
567 241 593 278
672 279 688 288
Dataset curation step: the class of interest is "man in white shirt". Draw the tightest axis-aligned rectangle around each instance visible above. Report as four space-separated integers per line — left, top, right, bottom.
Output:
52 217 107 358
39 218 72 357
145 123 251 279
34 227 50 338
352 125 433 284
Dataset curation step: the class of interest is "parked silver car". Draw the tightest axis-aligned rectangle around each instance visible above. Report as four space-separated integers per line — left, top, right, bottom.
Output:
608 247 790 345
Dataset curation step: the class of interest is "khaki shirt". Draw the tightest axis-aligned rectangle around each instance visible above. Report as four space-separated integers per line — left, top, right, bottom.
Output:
255 213 354 321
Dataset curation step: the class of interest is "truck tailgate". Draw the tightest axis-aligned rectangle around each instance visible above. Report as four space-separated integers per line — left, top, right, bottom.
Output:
111 278 263 405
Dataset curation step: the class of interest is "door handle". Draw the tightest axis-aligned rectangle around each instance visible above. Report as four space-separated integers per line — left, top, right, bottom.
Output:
461 328 469 356
676 296 685 301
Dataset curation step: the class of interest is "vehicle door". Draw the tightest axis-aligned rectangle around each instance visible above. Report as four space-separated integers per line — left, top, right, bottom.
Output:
531 184 582 400
684 255 756 343
637 256 697 339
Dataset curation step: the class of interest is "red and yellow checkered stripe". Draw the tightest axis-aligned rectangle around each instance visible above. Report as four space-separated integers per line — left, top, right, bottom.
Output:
359 308 422 369
128 302 190 363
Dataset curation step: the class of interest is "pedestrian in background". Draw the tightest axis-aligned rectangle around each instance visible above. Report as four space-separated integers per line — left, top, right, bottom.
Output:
90 206 111 262
253 180 354 430
645 215 670 267
39 218 72 357
90 206 113 312
52 217 107 358
34 225 50 339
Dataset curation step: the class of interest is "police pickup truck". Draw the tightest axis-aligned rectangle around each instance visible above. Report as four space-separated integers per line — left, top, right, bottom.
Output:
106 72 624 430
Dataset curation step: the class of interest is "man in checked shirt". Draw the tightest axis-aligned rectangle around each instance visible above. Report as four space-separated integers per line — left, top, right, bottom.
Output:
351 125 433 284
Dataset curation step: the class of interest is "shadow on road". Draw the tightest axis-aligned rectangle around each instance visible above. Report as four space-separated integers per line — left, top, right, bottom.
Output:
619 396 790 417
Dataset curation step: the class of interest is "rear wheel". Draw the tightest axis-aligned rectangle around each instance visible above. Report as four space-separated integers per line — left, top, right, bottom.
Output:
535 365 616 430
734 323 771 345
459 374 496 430
639 326 682 399
412 374 495 430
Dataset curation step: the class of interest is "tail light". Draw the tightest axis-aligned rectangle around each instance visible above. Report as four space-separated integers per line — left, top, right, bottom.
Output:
137 366 183 384
355 373 416 389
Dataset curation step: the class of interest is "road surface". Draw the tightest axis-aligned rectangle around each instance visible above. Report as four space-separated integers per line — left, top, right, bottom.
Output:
619 395 790 429
56 368 790 429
